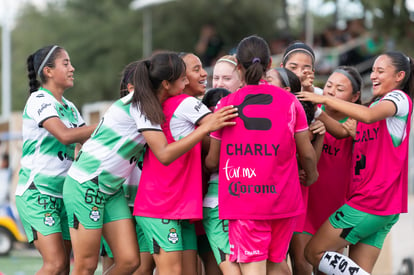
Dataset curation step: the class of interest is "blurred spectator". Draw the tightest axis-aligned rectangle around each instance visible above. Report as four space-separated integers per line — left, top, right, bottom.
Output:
325 25 348 47
1 153 9 169
195 23 224 67
339 19 384 68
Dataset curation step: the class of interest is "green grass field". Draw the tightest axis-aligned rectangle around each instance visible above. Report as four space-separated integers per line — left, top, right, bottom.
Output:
0 246 42 275
0 245 102 274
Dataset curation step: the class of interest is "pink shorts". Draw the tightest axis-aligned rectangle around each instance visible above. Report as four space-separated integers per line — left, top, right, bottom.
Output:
228 217 296 263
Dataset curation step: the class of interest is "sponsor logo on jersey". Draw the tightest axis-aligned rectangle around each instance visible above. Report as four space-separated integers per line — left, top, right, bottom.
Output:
244 249 261 256
238 94 273 130
228 181 277 197
226 143 279 156
38 103 52 115
194 100 203 112
355 127 379 143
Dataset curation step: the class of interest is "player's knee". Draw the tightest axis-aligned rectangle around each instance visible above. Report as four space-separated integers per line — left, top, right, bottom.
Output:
304 243 320 268
75 259 99 275
292 259 313 274
42 260 67 274
117 256 140 273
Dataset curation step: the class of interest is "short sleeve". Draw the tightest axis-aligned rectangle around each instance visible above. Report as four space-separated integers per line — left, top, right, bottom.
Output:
382 90 410 117
174 97 211 125
130 105 162 132
26 92 59 126
382 90 411 145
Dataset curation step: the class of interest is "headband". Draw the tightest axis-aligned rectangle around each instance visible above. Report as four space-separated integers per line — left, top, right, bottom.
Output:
123 67 136 86
404 54 411 75
275 68 290 88
217 57 237 67
37 45 59 76
334 68 359 93
282 48 315 64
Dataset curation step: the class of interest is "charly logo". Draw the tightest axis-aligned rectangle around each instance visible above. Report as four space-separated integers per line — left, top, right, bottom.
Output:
44 213 55 226
354 154 366 176
237 94 273 130
168 228 179 244
89 206 100 222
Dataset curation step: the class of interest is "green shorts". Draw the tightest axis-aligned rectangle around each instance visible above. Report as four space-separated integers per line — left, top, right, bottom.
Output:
15 186 70 243
136 219 151 252
197 233 212 255
329 204 399 249
100 236 112 258
101 210 151 258
63 176 131 229
135 216 197 254
202 206 230 264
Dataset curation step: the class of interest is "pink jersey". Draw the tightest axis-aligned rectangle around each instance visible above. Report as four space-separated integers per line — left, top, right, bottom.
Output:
304 132 353 234
294 185 309 232
133 94 205 220
347 94 412 215
211 83 309 220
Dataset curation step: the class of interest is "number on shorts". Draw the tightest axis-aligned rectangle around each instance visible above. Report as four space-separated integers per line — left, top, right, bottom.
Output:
85 188 103 205
37 196 57 210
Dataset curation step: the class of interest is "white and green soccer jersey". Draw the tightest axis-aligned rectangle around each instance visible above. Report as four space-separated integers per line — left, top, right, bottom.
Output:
67 93 161 195
378 90 411 146
203 173 219 208
16 87 85 197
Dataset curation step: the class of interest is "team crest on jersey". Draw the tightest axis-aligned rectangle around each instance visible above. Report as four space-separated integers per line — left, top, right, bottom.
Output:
89 206 100 222
167 228 179 244
44 213 55 226
58 106 65 117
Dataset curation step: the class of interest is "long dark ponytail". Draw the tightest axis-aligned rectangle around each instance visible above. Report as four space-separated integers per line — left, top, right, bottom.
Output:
236 35 271 85
131 52 186 125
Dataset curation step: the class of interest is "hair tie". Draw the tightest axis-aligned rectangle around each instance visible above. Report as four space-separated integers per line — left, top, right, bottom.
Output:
144 60 151 69
252 57 261 64
37 45 59 76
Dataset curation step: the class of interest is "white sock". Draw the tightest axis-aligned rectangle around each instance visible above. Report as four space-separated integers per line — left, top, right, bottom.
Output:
318 251 370 275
